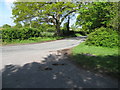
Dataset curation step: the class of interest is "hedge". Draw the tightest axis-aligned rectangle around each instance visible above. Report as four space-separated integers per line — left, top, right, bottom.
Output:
2 27 42 42
85 27 119 48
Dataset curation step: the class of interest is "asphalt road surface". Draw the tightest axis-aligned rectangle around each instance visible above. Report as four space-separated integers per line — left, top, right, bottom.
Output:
1 37 84 67
0 37 118 88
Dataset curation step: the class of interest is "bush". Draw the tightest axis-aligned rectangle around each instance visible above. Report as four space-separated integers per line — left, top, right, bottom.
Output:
46 27 55 32
85 27 119 48
2 27 41 42
41 32 54 37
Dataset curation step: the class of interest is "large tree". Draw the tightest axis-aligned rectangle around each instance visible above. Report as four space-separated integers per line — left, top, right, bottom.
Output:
12 2 78 35
76 2 115 33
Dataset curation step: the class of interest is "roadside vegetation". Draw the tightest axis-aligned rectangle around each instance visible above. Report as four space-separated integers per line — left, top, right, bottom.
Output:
71 2 119 78
2 27 64 45
2 37 63 45
72 42 118 56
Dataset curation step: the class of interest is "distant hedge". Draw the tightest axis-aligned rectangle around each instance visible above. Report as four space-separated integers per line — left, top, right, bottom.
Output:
2 28 42 42
85 27 119 48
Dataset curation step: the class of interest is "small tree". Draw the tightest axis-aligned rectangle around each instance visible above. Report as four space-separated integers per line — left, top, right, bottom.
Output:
2 24 11 28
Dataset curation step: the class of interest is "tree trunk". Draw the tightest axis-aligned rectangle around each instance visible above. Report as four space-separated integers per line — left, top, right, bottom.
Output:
67 15 70 32
55 22 61 36
55 15 61 36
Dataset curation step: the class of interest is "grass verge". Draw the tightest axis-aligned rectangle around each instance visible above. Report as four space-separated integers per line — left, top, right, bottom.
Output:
71 42 119 78
2 37 64 45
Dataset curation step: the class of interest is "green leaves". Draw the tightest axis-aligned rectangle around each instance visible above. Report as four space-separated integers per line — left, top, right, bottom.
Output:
12 2 78 35
2 24 11 28
85 27 119 48
76 2 116 33
2 28 41 42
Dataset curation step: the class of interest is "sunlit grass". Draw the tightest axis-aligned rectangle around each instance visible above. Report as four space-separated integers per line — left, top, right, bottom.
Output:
72 42 118 56
2 37 63 45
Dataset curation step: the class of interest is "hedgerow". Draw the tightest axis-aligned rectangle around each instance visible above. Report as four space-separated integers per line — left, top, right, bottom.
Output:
85 27 119 48
2 27 42 42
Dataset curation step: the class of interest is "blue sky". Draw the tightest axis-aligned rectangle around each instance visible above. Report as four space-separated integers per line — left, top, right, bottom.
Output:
0 0 15 27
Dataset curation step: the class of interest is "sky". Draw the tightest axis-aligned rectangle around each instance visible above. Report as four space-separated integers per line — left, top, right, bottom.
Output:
0 0 78 27
0 0 16 27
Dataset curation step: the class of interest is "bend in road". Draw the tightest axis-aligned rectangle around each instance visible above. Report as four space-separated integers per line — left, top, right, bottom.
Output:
1 37 85 68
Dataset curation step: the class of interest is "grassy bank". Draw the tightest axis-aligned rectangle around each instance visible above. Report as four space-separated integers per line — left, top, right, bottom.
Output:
71 42 119 78
2 37 63 45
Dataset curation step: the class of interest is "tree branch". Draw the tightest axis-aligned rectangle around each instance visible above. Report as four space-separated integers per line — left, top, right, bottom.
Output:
60 10 76 24
47 13 57 21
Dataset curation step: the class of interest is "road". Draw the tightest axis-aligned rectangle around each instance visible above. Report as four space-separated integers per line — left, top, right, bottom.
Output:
0 37 119 88
1 37 84 67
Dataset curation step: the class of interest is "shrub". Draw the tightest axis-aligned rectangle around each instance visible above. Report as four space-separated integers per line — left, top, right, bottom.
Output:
85 27 119 48
46 27 55 32
2 27 41 42
2 28 19 42
41 32 54 37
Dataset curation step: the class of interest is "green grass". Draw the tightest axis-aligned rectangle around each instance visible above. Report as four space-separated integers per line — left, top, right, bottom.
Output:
71 42 119 78
72 42 118 56
75 33 82 37
2 37 63 45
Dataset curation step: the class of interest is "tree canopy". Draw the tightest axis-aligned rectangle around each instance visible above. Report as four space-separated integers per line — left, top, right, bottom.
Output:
76 2 119 33
12 2 119 35
12 2 78 35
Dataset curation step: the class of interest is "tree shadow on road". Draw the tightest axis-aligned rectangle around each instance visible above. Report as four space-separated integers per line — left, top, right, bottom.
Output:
2 53 119 88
